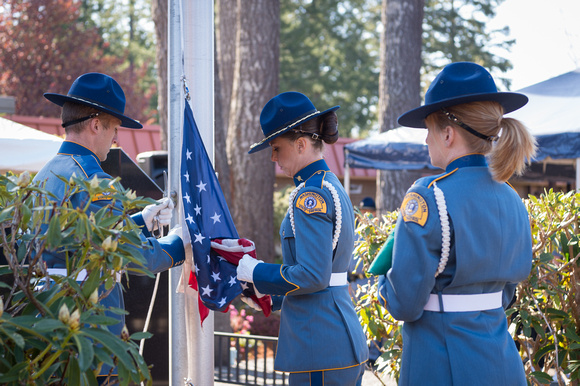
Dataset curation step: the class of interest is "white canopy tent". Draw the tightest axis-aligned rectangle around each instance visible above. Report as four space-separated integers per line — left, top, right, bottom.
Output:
0 116 63 174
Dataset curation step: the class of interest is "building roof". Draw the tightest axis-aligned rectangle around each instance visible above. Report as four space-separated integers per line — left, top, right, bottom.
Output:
7 115 375 179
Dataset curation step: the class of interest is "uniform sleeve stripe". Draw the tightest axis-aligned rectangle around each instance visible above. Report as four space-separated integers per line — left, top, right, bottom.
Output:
281 265 300 296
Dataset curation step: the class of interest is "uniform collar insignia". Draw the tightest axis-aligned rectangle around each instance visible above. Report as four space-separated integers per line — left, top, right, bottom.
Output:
293 159 330 186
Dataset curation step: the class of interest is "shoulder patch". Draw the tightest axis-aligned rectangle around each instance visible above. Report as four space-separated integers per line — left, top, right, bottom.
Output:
400 192 428 226
296 191 327 214
92 190 115 202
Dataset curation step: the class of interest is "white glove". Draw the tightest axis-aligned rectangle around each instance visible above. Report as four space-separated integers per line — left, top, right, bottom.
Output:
240 296 262 311
236 254 263 283
142 197 174 232
254 286 266 298
167 225 182 239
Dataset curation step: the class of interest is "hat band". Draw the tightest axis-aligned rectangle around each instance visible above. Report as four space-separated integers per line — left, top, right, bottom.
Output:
66 94 124 115
249 110 320 150
441 108 498 142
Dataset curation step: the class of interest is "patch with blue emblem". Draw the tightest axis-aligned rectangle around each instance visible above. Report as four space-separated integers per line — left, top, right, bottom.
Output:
400 192 428 226
92 191 114 202
296 191 326 214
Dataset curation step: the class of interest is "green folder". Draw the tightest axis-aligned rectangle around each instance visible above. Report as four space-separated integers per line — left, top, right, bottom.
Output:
368 230 395 275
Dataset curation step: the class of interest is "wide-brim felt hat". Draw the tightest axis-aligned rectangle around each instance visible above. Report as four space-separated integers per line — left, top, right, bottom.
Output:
248 91 339 154
398 62 528 128
44 72 142 129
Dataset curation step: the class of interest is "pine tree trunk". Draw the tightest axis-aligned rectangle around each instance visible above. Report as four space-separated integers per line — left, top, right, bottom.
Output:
377 0 424 214
227 0 279 262
214 0 238 203
152 0 167 149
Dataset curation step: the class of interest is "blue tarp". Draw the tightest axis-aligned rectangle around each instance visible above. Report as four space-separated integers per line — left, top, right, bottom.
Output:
345 68 580 170
344 127 436 170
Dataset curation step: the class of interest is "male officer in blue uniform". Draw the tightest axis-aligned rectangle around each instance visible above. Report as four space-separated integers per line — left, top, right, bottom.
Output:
34 73 185 384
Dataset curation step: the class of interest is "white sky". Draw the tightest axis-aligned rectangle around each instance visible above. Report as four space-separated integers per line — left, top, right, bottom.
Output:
489 0 580 90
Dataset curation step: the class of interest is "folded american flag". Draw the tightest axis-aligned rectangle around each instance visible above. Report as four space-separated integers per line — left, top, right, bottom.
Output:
211 238 272 317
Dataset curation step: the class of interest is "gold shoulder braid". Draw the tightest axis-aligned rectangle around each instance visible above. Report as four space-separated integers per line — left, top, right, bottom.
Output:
288 181 342 250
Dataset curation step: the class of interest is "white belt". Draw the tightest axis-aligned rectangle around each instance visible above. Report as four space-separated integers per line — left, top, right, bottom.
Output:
424 291 502 312
43 268 122 282
329 272 348 287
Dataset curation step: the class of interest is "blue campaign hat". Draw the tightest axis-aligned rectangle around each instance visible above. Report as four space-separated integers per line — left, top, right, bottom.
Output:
44 72 142 129
398 62 528 128
359 197 376 210
248 91 339 154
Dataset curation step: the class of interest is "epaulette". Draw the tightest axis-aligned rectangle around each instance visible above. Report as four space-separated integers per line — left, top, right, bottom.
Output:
71 154 112 180
411 168 459 190
303 170 327 189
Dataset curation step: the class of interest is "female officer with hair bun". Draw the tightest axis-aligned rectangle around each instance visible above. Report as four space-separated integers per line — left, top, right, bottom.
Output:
236 92 368 385
375 62 537 385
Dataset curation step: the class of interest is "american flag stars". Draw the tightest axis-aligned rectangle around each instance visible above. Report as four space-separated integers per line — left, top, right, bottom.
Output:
180 101 242 323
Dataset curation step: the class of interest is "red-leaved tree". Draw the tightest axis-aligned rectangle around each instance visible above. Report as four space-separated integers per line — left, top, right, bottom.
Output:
0 0 156 123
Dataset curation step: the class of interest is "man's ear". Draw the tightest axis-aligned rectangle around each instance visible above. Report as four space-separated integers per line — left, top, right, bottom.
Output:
87 117 100 134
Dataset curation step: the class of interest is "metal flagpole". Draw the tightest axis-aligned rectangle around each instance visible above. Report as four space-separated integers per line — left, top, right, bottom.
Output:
168 1 215 385
167 1 187 385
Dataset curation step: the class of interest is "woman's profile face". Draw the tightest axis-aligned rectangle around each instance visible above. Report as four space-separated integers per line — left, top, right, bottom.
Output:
425 123 447 170
270 136 300 177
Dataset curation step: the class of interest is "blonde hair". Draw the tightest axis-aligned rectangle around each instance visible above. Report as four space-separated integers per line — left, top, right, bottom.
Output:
426 101 537 183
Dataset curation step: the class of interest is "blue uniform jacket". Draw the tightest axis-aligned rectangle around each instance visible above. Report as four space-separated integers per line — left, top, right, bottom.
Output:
253 159 368 373
32 141 185 373
378 154 531 385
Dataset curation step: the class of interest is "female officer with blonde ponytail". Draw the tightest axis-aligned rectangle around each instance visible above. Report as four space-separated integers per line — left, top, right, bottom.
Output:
376 62 536 385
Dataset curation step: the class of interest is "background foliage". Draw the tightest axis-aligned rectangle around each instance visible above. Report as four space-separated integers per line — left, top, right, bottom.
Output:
1 0 514 136
0 172 156 385
0 0 157 124
353 189 580 385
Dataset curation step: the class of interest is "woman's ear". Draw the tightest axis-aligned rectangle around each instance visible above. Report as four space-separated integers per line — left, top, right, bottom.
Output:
296 137 306 154
442 125 455 147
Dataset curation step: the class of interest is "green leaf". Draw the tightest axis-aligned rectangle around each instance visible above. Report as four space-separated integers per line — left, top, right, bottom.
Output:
0 362 28 382
33 318 66 332
564 328 580 343
82 328 134 369
547 308 570 319
82 314 120 326
0 207 13 223
81 269 102 299
94 346 115 367
530 371 555 383
129 331 152 341
66 354 81 385
19 204 32 226
73 335 95 371
47 214 62 248
534 344 555 365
